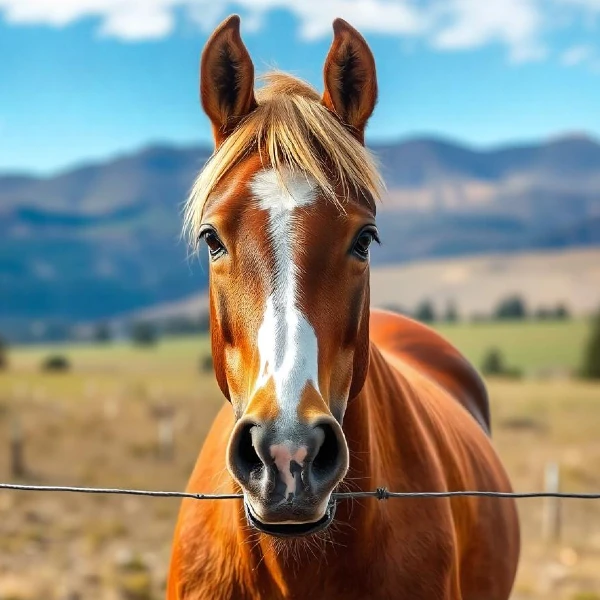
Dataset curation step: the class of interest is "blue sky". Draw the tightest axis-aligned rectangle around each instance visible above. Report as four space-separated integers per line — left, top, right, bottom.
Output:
1 0 600 174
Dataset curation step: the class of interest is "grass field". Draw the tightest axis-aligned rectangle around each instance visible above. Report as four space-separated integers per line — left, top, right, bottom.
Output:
6 317 592 376
0 320 599 599
435 319 591 374
7 335 212 373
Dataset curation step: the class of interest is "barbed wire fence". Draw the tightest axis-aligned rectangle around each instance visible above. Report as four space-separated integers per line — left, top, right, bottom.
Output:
2 481 600 501
1 395 592 543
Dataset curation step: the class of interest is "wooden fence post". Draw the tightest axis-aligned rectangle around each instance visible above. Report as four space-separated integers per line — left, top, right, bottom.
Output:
10 414 25 478
542 461 561 543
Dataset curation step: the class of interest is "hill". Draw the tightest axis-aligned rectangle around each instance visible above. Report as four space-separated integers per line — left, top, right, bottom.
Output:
2 134 600 340
120 247 600 328
369 247 600 318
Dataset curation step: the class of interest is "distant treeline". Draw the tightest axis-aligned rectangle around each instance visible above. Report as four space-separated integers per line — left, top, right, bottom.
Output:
383 294 571 324
1 303 600 380
123 294 569 348
96 313 211 346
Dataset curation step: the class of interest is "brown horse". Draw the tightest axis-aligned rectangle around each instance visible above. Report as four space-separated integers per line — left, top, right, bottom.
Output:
168 15 520 600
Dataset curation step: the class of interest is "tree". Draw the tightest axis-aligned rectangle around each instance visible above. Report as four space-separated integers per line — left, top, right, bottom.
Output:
444 300 459 323
494 295 527 320
414 300 436 324
581 310 600 380
0 335 7 370
130 321 158 346
94 322 112 343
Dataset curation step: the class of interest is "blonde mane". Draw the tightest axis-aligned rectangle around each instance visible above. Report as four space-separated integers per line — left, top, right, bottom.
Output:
183 72 384 245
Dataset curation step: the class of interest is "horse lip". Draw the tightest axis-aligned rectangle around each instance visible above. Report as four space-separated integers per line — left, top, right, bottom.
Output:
244 500 336 538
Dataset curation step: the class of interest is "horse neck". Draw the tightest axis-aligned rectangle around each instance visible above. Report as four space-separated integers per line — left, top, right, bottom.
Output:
342 341 411 500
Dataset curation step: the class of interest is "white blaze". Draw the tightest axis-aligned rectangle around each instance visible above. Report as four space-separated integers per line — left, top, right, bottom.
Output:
251 168 320 421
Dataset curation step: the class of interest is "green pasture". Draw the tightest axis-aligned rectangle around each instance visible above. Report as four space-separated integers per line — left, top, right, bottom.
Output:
7 335 212 373
6 318 592 375
435 318 591 374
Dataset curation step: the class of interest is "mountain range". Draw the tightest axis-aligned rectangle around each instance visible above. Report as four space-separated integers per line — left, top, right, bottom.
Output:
1 133 599 341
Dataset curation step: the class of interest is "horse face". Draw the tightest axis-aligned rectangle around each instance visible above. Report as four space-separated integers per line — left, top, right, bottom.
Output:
195 15 378 536
201 157 376 534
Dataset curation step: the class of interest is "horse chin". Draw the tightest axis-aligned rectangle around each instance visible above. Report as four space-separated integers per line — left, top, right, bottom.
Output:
244 500 336 538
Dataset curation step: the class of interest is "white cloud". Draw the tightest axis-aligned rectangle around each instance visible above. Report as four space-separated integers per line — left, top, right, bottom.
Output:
561 43 595 65
0 0 182 40
188 0 425 39
0 0 597 65
429 0 546 63
271 0 424 40
0 0 424 39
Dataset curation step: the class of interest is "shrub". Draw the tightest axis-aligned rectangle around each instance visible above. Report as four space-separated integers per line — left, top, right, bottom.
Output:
481 348 504 375
200 355 213 373
581 310 600 380
42 355 70 372
481 348 522 379
130 322 157 346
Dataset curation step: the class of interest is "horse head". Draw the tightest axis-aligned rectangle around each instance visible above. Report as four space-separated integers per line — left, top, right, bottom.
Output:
184 14 382 537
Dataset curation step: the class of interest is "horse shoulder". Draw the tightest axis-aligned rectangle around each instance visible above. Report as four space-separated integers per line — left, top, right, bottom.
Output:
369 309 491 434
368 310 519 599
168 404 258 599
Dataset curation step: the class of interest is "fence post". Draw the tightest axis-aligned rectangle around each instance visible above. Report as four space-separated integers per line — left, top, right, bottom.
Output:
150 405 176 460
542 461 561 543
10 414 26 478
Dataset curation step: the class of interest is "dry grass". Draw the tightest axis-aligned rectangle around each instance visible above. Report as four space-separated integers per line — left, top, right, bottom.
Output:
0 348 599 598
370 247 600 319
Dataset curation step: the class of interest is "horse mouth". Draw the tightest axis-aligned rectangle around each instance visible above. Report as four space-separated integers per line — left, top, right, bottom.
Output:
244 500 336 538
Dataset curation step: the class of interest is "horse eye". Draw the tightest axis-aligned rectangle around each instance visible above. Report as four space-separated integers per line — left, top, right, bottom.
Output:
200 230 226 260
352 229 378 260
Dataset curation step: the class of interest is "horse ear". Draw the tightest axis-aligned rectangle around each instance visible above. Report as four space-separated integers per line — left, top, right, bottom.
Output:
200 15 258 147
322 19 377 144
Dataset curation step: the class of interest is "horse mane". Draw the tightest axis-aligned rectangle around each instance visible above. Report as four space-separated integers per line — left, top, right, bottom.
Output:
183 72 384 245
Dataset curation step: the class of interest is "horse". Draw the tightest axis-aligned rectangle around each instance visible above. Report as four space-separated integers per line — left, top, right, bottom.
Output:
167 15 520 600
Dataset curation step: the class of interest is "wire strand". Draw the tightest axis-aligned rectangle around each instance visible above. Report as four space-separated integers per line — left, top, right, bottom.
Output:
2 483 600 501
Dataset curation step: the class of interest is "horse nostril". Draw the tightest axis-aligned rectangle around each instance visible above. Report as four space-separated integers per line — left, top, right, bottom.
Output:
235 422 263 480
312 424 340 476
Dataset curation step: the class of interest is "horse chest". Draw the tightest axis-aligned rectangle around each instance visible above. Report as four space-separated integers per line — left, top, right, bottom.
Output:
202 535 455 600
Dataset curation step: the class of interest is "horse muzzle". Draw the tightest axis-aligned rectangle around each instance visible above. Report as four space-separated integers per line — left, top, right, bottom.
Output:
244 495 337 537
228 415 348 536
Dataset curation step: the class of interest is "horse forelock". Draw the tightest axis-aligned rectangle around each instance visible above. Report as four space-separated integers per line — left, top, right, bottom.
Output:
183 72 383 247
